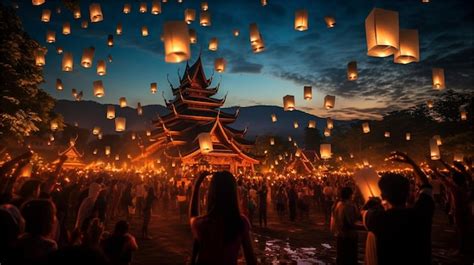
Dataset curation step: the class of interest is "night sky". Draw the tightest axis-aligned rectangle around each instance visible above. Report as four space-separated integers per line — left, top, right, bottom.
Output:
12 0 474 120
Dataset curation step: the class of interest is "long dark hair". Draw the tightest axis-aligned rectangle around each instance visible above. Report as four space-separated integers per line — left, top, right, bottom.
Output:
206 171 243 243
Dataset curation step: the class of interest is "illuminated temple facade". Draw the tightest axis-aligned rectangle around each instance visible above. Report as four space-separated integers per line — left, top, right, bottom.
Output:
139 56 258 173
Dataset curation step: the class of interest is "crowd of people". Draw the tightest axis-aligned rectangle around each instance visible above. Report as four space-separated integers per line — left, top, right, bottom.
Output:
0 150 472 265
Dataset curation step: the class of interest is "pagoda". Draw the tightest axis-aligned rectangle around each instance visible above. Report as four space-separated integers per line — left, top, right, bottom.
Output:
53 137 87 169
138 56 259 173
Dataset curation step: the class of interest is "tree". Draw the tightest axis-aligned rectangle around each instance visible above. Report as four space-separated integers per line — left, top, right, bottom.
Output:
0 4 62 142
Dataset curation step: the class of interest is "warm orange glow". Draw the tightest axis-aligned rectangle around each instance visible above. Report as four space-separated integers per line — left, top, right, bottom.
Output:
123 3 131 14
326 118 334 129
41 9 51 22
198 133 213 154
293 121 299 129
432 68 445 90
200 10 211 26
362 122 370 133
384 131 390 138
46 30 55 43
201 2 208 11
271 114 277 123
93 126 101 135
56 79 63 91
308 120 316 129
283 95 295 111
150 83 158 94
427 100 434 108
50 121 58 131
163 21 191 63
320 144 332 159
81 47 95 68
365 8 399 57
32 0 45 5
107 105 115 119
405 132 411 141
89 3 103 23
430 138 440 160
460 111 467 121
233 29 240 37
324 128 331 137
324 16 336 28
185 9 196 24
214 58 226 72
209 37 218 51
324 95 335 109
139 2 147 13
116 23 123 35
115 117 126 132
81 20 88 28
151 0 161 15
189 29 197 44
354 168 382 201
294 10 308 31
62 22 71 35
34 48 46 66
62 52 74 72
73 8 81 19
119 97 127 107
270 137 275 145
347 61 358 80
433 135 442 146
97 60 106 76
142 26 149 36
394 29 419 64
93 80 104 98
304 86 312 100
107 35 114 47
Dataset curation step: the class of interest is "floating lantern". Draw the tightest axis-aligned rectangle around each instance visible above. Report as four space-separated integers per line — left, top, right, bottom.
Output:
198 133 213 154
394 29 419 64
97 60 106 76
295 149 302 157
32 0 45 5
115 155 119 161
107 35 114 47
308 120 316 129
384 131 390 138
20 163 33 178
107 105 115 119
50 121 58 131
116 23 123 35
362 122 370 133
209 37 218 51
141 26 149 36
326 118 333 129
98 133 102 140
365 8 399 57
46 30 55 43
72 88 78 98
324 128 331 137
200 11 211 26
433 135 442 146
150 83 158 94
56 47 63 54
304 86 312 100
432 68 445 90
137 103 143 115
41 9 51 22
430 138 440 160
294 10 308 31
34 48 46 66
271 114 277 123
163 21 191 63
453 153 463 162
81 47 95 68
261 0 268 6
89 3 103 23
146 130 151 136
251 37 265 53
62 52 73 71
283 95 295 111
131 133 136 140
151 0 161 14
93 149 98 155
427 100 434 109
56 79 63 91
105 146 111 156
115 117 126 132
320 144 332 159
93 80 104 97
270 138 275 145
81 20 88 29
214 58 226 72
324 95 335 109
73 8 81 19
123 3 131 14
460 111 467 121
49 134 55 142
201 2 208 11
139 2 147 13
233 29 240 37
56 7 61 14
189 29 197 44
347 61 358 80
293 121 299 129
324 16 336 28
288 136 292 142
185 9 196 24
354 168 382 201
93 126 100 135
406 132 411 141
119 97 127 107
62 22 71 35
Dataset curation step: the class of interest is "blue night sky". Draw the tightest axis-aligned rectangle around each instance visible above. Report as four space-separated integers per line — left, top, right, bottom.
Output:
12 0 474 120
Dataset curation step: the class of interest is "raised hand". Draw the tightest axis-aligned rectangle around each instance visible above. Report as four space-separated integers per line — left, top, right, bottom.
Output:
386 151 416 166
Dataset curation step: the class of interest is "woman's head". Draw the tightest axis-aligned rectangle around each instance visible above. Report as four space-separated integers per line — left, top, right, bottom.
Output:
207 171 240 218
21 199 56 237
113 220 129 235
378 173 410 207
18 179 41 199
0 204 24 247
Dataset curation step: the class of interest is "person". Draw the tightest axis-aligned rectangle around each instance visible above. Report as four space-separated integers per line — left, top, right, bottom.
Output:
330 187 359 265
0 204 24 264
258 181 268 228
322 181 335 225
275 186 287 219
135 181 146 217
142 187 157 239
102 220 138 265
288 183 297 222
189 171 257 265
88 176 103 201
120 183 133 220
363 151 435 265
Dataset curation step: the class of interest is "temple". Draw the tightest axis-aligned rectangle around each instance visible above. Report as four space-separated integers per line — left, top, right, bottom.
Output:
137 56 259 173
53 137 87 169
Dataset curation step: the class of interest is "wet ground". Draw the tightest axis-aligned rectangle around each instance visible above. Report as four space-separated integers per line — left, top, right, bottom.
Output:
117 203 472 265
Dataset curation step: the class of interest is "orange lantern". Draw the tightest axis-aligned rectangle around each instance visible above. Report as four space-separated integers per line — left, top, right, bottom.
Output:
293 121 299 129
200 10 211 26
81 47 95 68
107 105 115 119
320 144 332 159
283 95 295 111
139 2 147 13
460 111 467 121
123 3 131 14
324 128 331 137
189 29 197 44
34 48 46 66
115 117 126 132
384 131 391 138
137 102 143 115
394 29 419 64
56 47 63 54
62 22 71 35
105 146 111 155
433 135 442 146
365 8 399 57
324 16 336 28
150 83 158 94
270 137 275 145
97 60 106 76
119 97 127 108
430 138 440 160
116 23 123 35
41 9 51 22
261 0 268 6
326 117 333 129
353 168 382 201
214 58 226 72
271 114 277 123
46 30 55 43
92 126 101 135
185 9 196 24
89 3 103 23
427 100 434 108
163 21 191 63
362 122 370 133
304 86 312 100
50 120 59 131
209 37 218 51
151 0 161 15
198 133 213 154
324 95 335 109
347 61 358 80
81 20 88 29
308 120 316 129
141 26 149 36
56 79 63 91
93 80 104 97
233 29 240 37
294 9 308 31
62 52 74 72
32 0 45 5
201 2 208 11
73 8 81 19
107 35 114 47
405 132 411 141
432 68 445 90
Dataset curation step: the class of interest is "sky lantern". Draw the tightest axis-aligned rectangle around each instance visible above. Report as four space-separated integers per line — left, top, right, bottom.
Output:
347 61 358 80
295 149 302 157
201 2 208 11
81 47 95 68
107 105 115 119
308 120 316 129
97 60 106 76
384 131 390 138
105 146 111 156
189 29 197 44
116 23 123 35
163 21 191 63
405 132 411 141
432 68 445 90
93 80 104 97
89 3 103 23
56 47 63 54
354 168 382 201
294 10 308 31
62 22 71 35
324 128 331 137
20 163 33 178
271 114 277 123
251 37 265 53
430 138 440 160
283 95 295 111
152 0 162 15
233 29 239 37
433 135 442 146
214 58 226 72
320 144 332 159
107 35 114 47
119 97 127 107
46 30 55 43
93 126 101 135
34 48 46 66
131 133 136 140
453 153 463 162
185 9 196 24
32 0 45 5
293 121 299 129
41 9 51 22
324 95 335 109
115 154 119 161
73 8 81 19
146 130 151 136
93 149 98 155
97 132 103 140
198 133 213 154
304 86 312 100
56 79 63 91
72 88 77 98
123 3 131 14
200 10 211 26
249 23 261 44
427 100 434 108
50 121 58 131
270 137 275 145
62 52 73 71
81 20 88 29
209 37 218 51
115 117 126 132
362 122 370 133
108 55 112 62
137 102 143 115
150 82 158 94
261 0 268 6
141 26 149 36
365 8 399 57
324 16 336 28
460 110 467 121
326 117 333 129
288 136 292 142
140 2 147 13
394 29 419 64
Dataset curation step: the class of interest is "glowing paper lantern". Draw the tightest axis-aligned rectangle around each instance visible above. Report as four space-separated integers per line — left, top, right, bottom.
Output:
324 16 336 28
430 138 440 160
89 3 103 23
288 136 292 142
365 8 399 57
93 80 104 97
233 29 240 37
98 133 102 140
433 135 442 146
324 95 336 109
293 121 299 129
72 89 78 98
295 149 302 157
115 117 126 132
46 30 55 43
432 68 445 90
347 61 358 80
294 10 308 31
32 0 45 5
107 35 114 47
62 22 71 35
50 121 58 131
163 21 191 63
427 100 434 108
394 29 419 64
97 60 106 76
73 8 81 19
327 118 334 129
271 114 277 123
320 144 332 159
453 153 463 162
146 130 151 136
249 23 265 52
214 58 225 72
304 86 312 100
270 138 275 145
93 126 100 135
34 48 46 66
150 83 158 94
105 146 111 155
209 38 218 51
189 29 197 44
185 9 196 24
20 163 33 178
81 20 88 29
93 149 97 155
56 47 63 54
115 155 119 161
261 0 268 6
353 168 382 201
123 3 131 14
56 79 63 91
251 37 265 53
283 95 295 111
139 2 147 13
384 131 390 138
137 103 143 115
81 47 95 68
362 122 370 133
200 11 211 26
308 120 316 129
119 97 127 107
201 2 208 11
41 9 51 22
131 133 136 140
62 52 73 71
405 132 411 141
141 26 149 37
116 23 123 35
107 105 115 119
198 133 213 154
460 111 467 121
151 0 161 15
324 128 331 137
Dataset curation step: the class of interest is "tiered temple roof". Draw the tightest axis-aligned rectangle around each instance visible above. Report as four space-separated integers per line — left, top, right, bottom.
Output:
53 138 87 169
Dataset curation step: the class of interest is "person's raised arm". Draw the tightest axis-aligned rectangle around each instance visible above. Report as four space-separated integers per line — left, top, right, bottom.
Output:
43 155 67 194
0 151 32 179
189 171 210 218
387 151 430 186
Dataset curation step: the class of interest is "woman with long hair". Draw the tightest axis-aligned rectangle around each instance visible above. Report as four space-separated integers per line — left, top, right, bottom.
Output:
189 171 256 265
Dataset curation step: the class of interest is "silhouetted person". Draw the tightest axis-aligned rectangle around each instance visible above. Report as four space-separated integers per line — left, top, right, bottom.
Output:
142 187 157 239
258 181 268 228
288 184 297 221
102 220 138 265
0 204 24 264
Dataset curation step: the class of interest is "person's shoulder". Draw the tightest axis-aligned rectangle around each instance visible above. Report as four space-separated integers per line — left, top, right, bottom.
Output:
240 214 251 230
